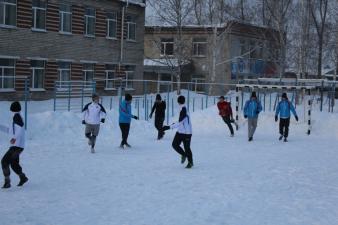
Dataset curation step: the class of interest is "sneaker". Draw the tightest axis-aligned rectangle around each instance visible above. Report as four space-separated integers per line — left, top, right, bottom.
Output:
230 133 234 137
185 162 193 169
284 137 288 142
2 178 11 189
279 135 283 141
181 155 186 164
17 175 28 187
119 144 124 149
125 143 131 148
91 147 95 153
248 137 253 142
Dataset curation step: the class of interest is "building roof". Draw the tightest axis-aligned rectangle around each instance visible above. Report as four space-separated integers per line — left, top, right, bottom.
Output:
119 0 146 7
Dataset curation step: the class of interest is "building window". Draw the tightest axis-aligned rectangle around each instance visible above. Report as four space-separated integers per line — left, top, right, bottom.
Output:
161 38 174 56
57 61 71 88
32 0 46 31
83 64 94 82
31 60 45 89
0 0 16 27
84 8 95 36
0 58 15 89
239 39 247 56
249 41 257 59
193 38 207 57
106 12 117 39
126 15 136 41
105 64 116 89
124 65 135 89
59 4 71 33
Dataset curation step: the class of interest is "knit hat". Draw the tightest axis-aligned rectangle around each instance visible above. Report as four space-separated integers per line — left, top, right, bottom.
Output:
92 93 99 99
251 91 257 98
10 101 21 112
156 94 162 101
282 93 287 99
125 93 132 101
177 95 185 104
219 95 225 100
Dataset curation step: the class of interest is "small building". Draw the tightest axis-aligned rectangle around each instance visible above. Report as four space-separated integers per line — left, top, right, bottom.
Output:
0 0 145 100
144 22 281 94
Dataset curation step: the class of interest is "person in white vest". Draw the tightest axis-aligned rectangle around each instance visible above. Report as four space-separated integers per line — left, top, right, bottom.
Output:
82 93 106 153
0 101 28 189
163 96 193 168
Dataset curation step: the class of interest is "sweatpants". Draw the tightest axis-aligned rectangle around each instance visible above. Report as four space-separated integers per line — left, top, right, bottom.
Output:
1 146 24 178
172 132 193 164
85 124 100 147
279 118 290 138
119 123 130 145
248 118 258 138
222 116 234 135
155 117 165 139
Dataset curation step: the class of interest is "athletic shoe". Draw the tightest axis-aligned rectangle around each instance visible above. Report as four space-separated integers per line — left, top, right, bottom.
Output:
181 155 186 164
248 137 253 142
125 143 131 148
279 135 283 141
284 137 288 142
17 175 28 187
185 162 193 169
91 147 95 153
2 178 10 189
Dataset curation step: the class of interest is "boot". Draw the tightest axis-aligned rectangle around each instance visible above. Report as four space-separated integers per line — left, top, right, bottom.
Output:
185 162 193 169
284 137 288 142
18 174 28 186
2 177 11 189
248 137 253 142
181 155 186 164
279 135 283 141
125 143 131 148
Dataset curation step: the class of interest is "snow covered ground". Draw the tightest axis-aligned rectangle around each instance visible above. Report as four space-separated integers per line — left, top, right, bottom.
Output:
0 99 338 225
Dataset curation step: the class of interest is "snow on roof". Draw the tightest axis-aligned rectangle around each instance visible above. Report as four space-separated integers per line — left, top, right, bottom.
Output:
120 0 145 7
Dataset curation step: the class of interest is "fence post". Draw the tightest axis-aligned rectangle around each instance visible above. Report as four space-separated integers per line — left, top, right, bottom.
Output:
137 99 140 118
320 80 324 112
68 82 71 112
144 81 147 120
110 97 113 110
201 98 204 110
166 83 170 125
307 88 311 135
187 83 190 112
81 81 84 111
53 82 56 112
193 98 195 112
235 86 239 130
171 98 174 117
24 78 28 130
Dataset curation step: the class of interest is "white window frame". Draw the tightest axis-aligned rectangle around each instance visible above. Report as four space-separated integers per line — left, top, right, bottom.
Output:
106 12 117 39
127 21 136 41
105 70 116 90
124 70 135 90
84 8 95 37
0 60 15 91
161 39 174 57
59 5 72 34
30 61 45 90
32 3 46 31
0 0 17 28
193 41 207 57
57 63 71 89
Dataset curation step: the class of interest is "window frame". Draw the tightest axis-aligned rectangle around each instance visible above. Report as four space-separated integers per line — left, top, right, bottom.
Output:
124 66 135 90
0 58 15 90
192 39 207 57
106 12 117 39
160 38 174 57
32 1 46 31
84 8 95 37
57 62 71 89
59 4 72 34
126 15 136 41
0 0 17 28
30 60 45 90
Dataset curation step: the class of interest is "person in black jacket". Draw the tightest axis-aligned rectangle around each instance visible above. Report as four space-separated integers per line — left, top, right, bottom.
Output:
149 94 166 140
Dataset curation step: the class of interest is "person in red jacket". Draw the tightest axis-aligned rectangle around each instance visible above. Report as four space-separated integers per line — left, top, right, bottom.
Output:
217 96 234 137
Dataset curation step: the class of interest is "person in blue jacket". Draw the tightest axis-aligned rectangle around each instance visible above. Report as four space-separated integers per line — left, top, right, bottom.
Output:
275 93 298 142
119 93 138 148
244 91 262 141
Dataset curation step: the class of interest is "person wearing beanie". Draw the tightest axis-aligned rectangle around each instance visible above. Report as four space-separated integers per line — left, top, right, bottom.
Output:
149 94 166 140
162 95 193 168
217 96 234 137
244 91 262 141
0 101 28 188
82 93 106 153
119 93 139 148
275 92 298 142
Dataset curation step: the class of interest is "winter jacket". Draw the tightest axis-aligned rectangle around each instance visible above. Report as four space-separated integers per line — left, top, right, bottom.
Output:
0 113 25 148
275 99 297 119
119 100 133 124
244 99 262 118
150 101 166 119
170 105 192 134
82 102 106 125
217 101 233 117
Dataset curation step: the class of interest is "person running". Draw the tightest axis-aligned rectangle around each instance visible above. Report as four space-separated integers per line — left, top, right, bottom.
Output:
82 93 106 153
119 93 138 148
163 96 193 168
149 94 166 140
0 102 28 188
244 91 262 142
275 93 298 142
217 96 234 137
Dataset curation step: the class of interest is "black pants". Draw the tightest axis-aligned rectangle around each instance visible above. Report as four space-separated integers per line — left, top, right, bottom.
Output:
155 117 165 139
279 118 290 138
1 146 24 178
119 123 130 145
222 116 234 135
172 133 193 164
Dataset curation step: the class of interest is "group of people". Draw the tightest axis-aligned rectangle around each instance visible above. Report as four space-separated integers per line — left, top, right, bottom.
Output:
0 91 298 189
217 91 298 142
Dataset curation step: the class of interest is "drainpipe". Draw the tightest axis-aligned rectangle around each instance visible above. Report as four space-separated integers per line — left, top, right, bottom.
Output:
119 4 126 72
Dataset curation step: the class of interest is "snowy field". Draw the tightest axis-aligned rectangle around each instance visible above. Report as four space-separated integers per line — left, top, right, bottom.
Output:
0 99 338 225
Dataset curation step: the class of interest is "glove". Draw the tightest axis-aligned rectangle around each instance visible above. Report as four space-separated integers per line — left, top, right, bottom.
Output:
244 115 247 119
295 116 299 121
82 120 86 125
101 118 105 123
133 116 139 120
149 114 152 119
256 110 260 114
162 126 170 131
275 116 278 122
